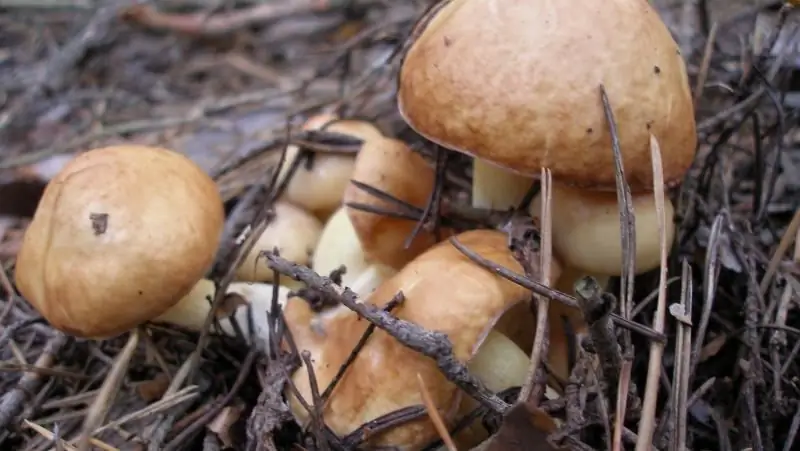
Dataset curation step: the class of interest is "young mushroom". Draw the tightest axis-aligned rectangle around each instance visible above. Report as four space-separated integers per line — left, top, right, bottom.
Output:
275 114 384 220
397 0 697 210
283 229 561 449
343 130 442 269
14 145 225 339
311 206 397 297
235 201 322 290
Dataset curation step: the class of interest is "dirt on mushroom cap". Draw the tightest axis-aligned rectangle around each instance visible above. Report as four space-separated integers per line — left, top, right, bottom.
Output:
398 0 698 193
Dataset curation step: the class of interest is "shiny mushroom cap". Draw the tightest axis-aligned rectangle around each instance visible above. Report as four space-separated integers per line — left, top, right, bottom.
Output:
398 0 697 193
280 115 384 217
344 134 443 269
15 145 224 339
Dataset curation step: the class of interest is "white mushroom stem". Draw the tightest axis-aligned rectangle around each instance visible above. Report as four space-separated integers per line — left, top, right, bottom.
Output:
152 279 291 349
312 207 397 298
452 329 559 449
530 180 676 295
472 159 534 210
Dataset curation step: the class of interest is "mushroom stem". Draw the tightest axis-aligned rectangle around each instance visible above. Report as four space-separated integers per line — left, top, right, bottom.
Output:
454 329 558 448
471 159 533 210
312 207 397 298
152 279 291 348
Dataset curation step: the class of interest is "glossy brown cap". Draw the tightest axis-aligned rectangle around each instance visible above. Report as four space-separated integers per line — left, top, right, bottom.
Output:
344 136 445 268
398 0 697 193
14 145 224 338
284 229 532 448
281 115 383 217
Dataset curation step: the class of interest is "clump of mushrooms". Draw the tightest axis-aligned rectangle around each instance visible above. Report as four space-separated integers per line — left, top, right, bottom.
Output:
284 229 561 449
397 0 697 379
14 145 225 338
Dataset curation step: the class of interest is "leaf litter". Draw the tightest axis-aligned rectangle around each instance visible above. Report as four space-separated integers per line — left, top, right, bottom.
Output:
0 1 799 450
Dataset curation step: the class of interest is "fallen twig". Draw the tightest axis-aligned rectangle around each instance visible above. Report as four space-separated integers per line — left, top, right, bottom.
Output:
264 251 511 414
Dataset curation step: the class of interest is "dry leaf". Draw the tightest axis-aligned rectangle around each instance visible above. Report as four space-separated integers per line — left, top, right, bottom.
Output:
475 402 563 451
208 402 246 448
699 333 728 362
136 373 170 402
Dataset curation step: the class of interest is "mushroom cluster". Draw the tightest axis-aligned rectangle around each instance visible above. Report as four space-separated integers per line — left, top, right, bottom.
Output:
12 126 553 449
397 0 697 381
12 0 698 444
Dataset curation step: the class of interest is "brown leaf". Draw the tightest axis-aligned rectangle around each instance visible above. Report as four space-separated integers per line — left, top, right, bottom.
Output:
476 402 563 451
208 402 246 449
136 373 170 402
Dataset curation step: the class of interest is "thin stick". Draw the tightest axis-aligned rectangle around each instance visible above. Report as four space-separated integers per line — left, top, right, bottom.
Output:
635 135 670 451
518 168 553 403
417 373 457 451
77 328 141 451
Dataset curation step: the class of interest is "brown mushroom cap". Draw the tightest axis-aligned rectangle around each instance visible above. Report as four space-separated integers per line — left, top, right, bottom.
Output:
14 145 224 339
284 229 533 448
344 135 442 268
397 0 697 192
280 115 384 217
235 201 322 283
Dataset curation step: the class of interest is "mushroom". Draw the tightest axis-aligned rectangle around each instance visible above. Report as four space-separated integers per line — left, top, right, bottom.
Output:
283 229 561 449
311 129 444 296
14 145 225 339
235 201 323 290
397 0 697 210
397 0 696 380
275 114 384 220
344 130 442 269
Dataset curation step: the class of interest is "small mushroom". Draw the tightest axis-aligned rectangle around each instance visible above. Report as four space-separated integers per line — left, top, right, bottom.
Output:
276 114 384 220
344 132 442 269
284 229 560 449
14 145 225 339
311 206 396 297
235 201 323 289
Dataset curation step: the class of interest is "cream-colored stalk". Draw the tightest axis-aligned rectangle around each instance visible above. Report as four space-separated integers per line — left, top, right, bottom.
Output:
471 160 535 210
153 278 291 349
311 207 396 298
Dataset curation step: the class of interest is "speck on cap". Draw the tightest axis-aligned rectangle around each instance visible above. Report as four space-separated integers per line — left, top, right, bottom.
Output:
398 0 697 193
14 145 225 338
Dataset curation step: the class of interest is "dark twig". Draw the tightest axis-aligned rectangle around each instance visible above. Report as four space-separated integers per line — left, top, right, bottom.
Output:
264 252 510 414
320 293 404 401
448 237 667 344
